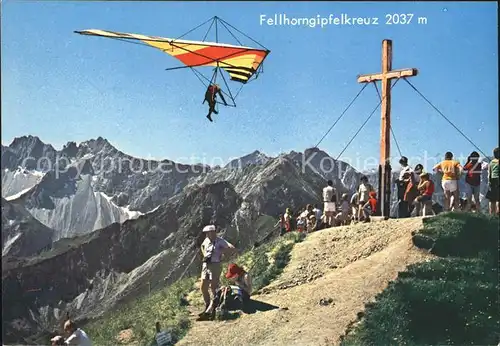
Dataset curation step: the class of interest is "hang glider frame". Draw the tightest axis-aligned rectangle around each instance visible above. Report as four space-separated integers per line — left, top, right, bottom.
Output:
166 16 270 107
75 16 270 108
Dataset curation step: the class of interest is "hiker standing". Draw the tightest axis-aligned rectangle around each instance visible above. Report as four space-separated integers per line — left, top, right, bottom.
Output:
350 192 359 222
322 180 337 227
284 208 293 232
433 152 463 211
199 225 237 318
396 157 415 218
357 176 374 221
275 214 286 236
486 147 499 215
463 151 482 212
335 193 350 226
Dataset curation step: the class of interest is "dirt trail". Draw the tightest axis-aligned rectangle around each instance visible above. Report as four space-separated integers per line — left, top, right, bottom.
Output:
179 218 434 346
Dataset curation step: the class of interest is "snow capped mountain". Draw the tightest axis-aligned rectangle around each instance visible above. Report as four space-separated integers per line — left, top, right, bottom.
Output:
1 136 208 240
2 167 45 201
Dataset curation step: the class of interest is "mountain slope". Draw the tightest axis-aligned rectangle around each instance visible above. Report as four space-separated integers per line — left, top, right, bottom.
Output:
1 198 55 258
179 218 433 346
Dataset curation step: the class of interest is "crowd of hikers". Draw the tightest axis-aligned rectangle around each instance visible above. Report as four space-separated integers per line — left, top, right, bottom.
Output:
195 147 499 324
278 148 500 234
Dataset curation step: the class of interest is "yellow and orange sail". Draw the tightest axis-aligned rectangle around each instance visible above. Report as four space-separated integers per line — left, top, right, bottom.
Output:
75 29 269 84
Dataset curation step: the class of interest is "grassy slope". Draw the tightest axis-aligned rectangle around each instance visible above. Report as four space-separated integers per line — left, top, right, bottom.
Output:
341 212 499 346
83 232 305 345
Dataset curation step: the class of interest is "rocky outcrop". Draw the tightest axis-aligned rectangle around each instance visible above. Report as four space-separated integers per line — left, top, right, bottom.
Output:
1 198 55 258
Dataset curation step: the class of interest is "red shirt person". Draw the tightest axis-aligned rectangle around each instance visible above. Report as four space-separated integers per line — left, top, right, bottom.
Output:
463 151 482 211
204 84 227 122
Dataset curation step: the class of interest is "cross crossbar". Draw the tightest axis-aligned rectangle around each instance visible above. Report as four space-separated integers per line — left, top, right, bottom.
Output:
357 68 418 83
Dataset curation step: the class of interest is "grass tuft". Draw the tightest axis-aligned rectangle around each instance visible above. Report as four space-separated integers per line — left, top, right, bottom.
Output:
340 212 499 346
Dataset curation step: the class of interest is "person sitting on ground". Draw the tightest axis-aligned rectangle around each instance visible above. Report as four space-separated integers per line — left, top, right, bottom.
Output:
463 151 482 213
50 319 92 346
297 208 308 232
433 151 463 212
204 263 252 319
307 214 317 233
362 191 378 222
486 147 499 215
312 204 322 229
357 176 374 221
413 172 435 216
407 164 425 216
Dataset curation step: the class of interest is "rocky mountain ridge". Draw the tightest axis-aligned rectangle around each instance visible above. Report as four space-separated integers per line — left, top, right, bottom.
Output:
2 136 210 239
1 198 54 258
1 136 366 242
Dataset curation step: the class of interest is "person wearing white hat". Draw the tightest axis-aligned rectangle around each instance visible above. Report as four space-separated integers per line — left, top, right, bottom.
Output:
198 224 236 319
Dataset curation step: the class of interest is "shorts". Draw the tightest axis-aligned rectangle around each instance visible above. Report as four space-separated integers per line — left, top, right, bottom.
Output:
487 178 499 202
336 211 349 222
416 195 432 203
441 179 458 193
324 202 336 213
465 184 481 197
201 262 222 281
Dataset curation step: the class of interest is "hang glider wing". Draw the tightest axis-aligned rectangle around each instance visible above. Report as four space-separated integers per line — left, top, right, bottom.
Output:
75 29 269 84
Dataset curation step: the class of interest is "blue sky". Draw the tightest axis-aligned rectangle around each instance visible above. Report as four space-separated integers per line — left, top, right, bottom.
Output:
2 1 498 171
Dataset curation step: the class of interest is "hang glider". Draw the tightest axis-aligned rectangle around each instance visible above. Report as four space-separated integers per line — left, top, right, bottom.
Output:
74 16 270 108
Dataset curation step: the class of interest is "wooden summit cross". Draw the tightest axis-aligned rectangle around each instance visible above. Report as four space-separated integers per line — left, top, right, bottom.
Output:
357 39 418 218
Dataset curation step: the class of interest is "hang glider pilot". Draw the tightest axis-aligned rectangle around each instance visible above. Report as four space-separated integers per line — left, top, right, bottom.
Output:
204 84 227 122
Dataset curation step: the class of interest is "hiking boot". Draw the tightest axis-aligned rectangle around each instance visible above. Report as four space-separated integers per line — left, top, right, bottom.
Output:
214 110 218 114
196 312 211 321
198 304 210 316
206 115 213 122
